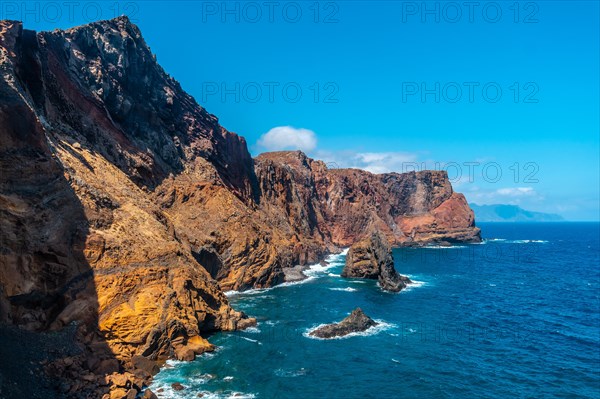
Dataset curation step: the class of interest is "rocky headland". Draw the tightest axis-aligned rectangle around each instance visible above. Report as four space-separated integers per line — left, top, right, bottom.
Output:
342 231 412 292
0 17 480 398
309 308 378 339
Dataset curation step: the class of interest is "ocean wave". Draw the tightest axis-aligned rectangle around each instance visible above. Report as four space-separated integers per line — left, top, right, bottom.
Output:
148 382 256 399
303 249 349 278
274 368 308 378
204 393 255 399
425 245 468 249
196 391 256 399
400 278 426 292
243 326 260 333
509 239 548 244
239 336 261 345
224 276 317 297
483 238 548 244
328 287 357 292
303 319 396 340
225 250 349 297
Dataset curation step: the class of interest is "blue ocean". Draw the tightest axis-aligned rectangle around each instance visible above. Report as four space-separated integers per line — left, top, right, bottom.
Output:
151 223 600 398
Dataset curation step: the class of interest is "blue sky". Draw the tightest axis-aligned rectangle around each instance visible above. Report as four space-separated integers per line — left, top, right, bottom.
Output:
6 1 599 220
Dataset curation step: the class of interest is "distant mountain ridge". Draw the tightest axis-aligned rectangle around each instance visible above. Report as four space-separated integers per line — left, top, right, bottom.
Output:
469 203 564 222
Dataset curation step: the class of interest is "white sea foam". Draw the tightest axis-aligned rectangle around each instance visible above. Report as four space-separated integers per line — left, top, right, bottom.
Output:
240 336 262 345
224 276 317 297
303 319 396 340
243 326 260 333
163 359 186 368
303 248 349 277
274 368 308 377
505 239 549 244
485 238 548 244
278 276 317 287
328 287 357 292
400 278 426 292
150 385 255 399
198 393 256 399
147 380 256 399
225 250 349 297
425 245 468 249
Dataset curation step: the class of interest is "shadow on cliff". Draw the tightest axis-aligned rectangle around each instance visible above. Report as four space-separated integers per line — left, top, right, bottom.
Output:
0 147 119 399
0 50 118 399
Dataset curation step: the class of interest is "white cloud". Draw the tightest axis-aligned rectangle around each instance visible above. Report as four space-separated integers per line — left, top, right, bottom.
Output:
465 186 541 205
257 126 317 152
496 187 535 196
314 151 419 174
353 152 419 174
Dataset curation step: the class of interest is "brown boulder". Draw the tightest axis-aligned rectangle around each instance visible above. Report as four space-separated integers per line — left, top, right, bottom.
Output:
143 389 159 399
310 308 377 339
109 388 128 399
172 382 185 391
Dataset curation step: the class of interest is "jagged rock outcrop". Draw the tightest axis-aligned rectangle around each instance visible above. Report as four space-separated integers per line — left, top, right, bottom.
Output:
342 231 412 292
0 17 480 398
309 308 377 339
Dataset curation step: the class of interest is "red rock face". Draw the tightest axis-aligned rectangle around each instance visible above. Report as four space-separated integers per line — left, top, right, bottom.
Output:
255 151 481 248
0 16 479 397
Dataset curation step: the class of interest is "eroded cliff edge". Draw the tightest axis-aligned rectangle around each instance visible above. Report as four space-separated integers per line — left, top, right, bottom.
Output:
0 17 479 398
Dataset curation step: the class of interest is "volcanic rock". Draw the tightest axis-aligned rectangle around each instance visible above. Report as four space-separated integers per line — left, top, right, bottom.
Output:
309 308 377 338
171 382 185 391
342 231 412 292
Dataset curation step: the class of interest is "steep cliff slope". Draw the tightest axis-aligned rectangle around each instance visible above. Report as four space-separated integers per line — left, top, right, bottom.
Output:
1 17 479 398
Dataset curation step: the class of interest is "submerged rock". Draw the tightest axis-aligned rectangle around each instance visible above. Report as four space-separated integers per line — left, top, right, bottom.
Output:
342 231 412 292
309 308 377 339
171 382 185 391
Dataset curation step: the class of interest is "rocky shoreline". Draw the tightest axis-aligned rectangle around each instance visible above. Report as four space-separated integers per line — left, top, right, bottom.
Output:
0 16 480 398
282 265 311 283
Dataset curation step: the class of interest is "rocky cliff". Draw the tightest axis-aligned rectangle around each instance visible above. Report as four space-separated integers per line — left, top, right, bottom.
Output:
342 231 412 292
255 151 480 248
0 17 479 398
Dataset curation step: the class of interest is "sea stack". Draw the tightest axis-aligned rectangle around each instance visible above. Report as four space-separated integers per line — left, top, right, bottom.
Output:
309 308 377 339
342 231 412 292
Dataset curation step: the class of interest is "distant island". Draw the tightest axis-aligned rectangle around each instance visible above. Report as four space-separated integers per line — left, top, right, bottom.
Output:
469 204 564 222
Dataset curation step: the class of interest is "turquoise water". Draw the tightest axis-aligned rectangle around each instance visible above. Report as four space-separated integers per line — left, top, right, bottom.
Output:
151 223 600 398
